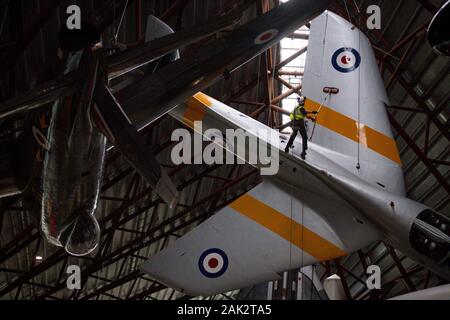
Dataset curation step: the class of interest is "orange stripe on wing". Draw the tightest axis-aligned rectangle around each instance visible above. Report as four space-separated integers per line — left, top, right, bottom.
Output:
229 193 346 261
183 92 213 127
305 99 402 165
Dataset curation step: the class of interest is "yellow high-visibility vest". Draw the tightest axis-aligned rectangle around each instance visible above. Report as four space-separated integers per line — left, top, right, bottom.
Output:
290 105 306 121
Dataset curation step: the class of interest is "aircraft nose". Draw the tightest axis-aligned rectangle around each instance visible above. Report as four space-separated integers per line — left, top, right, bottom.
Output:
60 210 101 256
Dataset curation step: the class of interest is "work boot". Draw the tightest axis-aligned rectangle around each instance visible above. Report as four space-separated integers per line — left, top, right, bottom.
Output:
284 146 290 153
301 152 306 160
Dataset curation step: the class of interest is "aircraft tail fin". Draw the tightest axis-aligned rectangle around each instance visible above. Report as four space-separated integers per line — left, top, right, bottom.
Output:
302 11 405 194
144 15 180 73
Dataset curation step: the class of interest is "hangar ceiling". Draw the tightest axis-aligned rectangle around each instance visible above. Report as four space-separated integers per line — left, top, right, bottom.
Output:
0 0 448 300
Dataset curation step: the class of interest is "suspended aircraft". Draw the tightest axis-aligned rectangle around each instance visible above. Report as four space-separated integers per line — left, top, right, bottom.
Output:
140 11 450 296
0 0 332 256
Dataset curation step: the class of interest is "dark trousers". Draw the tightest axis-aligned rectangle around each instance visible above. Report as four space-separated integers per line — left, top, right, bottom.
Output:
286 122 307 153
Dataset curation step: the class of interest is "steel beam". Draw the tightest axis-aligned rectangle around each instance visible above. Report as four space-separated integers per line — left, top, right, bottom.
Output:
386 38 417 90
334 259 353 300
385 245 416 292
385 60 450 143
275 70 304 77
388 113 450 195
276 47 307 71
1 0 63 70
271 85 302 105
416 0 439 14
130 283 166 300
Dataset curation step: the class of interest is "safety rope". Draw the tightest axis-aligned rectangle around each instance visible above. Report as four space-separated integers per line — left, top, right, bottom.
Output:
343 0 352 24
351 0 362 16
113 0 130 44
301 181 306 299
255 56 261 118
355 0 362 171
269 50 278 128
309 92 331 141
288 181 293 274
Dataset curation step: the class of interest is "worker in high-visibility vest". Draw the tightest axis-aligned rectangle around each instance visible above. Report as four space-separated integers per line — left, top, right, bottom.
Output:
284 96 317 160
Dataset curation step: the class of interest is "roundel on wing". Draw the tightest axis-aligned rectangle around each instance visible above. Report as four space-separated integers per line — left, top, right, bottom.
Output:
332 47 361 73
198 248 229 278
254 29 279 45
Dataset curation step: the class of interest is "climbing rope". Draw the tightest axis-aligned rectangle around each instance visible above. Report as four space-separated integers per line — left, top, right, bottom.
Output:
309 92 331 141
113 0 130 44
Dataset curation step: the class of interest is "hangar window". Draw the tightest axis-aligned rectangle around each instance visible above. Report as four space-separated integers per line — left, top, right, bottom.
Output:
279 0 310 132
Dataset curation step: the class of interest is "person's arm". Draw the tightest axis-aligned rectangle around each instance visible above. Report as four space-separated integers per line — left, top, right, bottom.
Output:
306 110 318 121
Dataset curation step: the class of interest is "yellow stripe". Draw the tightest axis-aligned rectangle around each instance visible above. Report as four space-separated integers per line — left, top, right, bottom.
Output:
183 92 212 127
229 193 347 261
305 98 402 165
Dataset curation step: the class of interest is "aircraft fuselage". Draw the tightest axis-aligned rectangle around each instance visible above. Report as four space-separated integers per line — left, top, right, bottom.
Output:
39 51 105 255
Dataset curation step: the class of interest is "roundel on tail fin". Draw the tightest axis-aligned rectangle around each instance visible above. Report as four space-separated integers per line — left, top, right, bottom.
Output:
332 47 361 73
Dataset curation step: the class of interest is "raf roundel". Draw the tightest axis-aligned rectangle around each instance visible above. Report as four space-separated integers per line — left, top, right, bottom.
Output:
332 47 361 73
254 29 279 45
198 248 229 278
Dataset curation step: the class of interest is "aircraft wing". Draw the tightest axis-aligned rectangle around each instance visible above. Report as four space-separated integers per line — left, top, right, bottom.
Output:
140 93 382 296
119 0 332 130
141 175 381 296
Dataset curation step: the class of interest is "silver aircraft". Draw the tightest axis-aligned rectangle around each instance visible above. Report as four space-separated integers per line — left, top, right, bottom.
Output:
0 0 332 256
